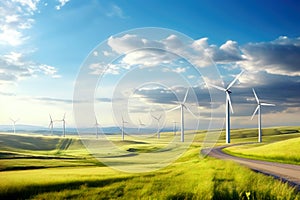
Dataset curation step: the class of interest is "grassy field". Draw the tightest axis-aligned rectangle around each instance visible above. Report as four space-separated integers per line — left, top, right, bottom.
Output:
224 131 300 165
0 128 299 199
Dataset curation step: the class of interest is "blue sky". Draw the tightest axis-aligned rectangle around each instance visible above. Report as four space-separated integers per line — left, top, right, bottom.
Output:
0 0 300 130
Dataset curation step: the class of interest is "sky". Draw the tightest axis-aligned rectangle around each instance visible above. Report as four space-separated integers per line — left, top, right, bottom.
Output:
0 0 300 131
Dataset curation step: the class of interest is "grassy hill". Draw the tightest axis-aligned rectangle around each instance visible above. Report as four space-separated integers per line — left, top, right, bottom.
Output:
224 136 300 165
0 128 299 199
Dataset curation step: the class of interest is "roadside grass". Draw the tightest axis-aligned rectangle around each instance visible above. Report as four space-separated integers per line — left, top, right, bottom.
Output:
0 128 299 199
1 146 299 200
224 137 300 165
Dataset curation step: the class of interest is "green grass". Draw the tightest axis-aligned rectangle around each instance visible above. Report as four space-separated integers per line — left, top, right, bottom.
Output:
0 129 299 199
224 137 300 165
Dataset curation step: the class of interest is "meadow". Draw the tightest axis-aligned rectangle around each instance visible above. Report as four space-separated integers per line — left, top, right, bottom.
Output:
223 127 300 165
0 127 299 199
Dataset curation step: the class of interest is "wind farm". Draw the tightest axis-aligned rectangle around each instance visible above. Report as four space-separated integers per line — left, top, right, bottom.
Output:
1 1 300 199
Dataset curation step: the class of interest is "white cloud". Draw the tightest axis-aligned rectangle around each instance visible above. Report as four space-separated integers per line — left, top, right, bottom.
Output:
0 1 38 46
173 67 186 73
89 62 120 75
0 1 61 85
0 52 60 84
240 36 300 76
55 0 70 10
106 33 300 79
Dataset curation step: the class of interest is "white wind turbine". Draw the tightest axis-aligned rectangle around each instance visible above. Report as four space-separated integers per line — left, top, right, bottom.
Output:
61 113 66 137
138 118 145 133
151 113 162 139
167 88 198 142
173 121 178 136
10 118 19 134
208 70 244 144
251 88 275 143
49 114 54 135
95 117 99 139
121 116 128 141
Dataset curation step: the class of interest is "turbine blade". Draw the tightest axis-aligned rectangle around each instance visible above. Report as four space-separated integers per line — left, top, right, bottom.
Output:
251 105 260 120
49 114 52 121
227 92 234 114
166 105 181 113
182 88 189 104
261 103 275 106
151 113 158 121
63 113 66 120
252 88 260 104
207 83 226 92
185 106 199 119
227 70 244 90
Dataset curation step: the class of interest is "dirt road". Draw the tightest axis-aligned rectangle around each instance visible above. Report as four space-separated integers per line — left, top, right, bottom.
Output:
202 145 300 190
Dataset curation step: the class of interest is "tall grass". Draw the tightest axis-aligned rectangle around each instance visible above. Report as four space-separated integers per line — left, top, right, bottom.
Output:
0 129 299 199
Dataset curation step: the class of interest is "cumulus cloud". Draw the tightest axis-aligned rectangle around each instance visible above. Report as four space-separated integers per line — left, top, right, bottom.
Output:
240 36 300 76
0 52 60 84
0 1 39 46
0 2 61 85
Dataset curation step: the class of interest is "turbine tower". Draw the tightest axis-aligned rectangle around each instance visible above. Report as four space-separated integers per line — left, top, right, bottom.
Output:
10 118 19 134
121 116 128 141
151 114 162 139
251 88 275 143
173 121 178 136
61 113 66 137
95 117 99 139
49 114 54 136
208 70 244 144
167 88 198 142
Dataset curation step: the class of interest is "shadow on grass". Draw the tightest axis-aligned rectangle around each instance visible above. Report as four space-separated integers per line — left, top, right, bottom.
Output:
0 177 132 200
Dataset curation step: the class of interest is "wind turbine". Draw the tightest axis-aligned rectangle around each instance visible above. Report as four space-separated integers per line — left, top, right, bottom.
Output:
49 114 54 136
208 70 244 144
121 116 128 141
10 118 19 134
61 113 66 137
251 88 275 143
173 121 178 136
95 117 99 139
138 118 145 133
151 113 162 138
167 88 198 142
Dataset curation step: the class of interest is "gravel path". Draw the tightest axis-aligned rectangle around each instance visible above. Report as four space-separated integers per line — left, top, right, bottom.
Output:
202 145 300 190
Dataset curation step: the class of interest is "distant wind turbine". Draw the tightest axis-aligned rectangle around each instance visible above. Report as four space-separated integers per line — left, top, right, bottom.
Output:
173 121 178 136
251 88 275 143
208 70 244 144
138 118 145 133
49 114 54 135
121 116 128 141
61 113 66 137
167 88 198 142
95 117 99 139
151 113 162 139
10 118 19 134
